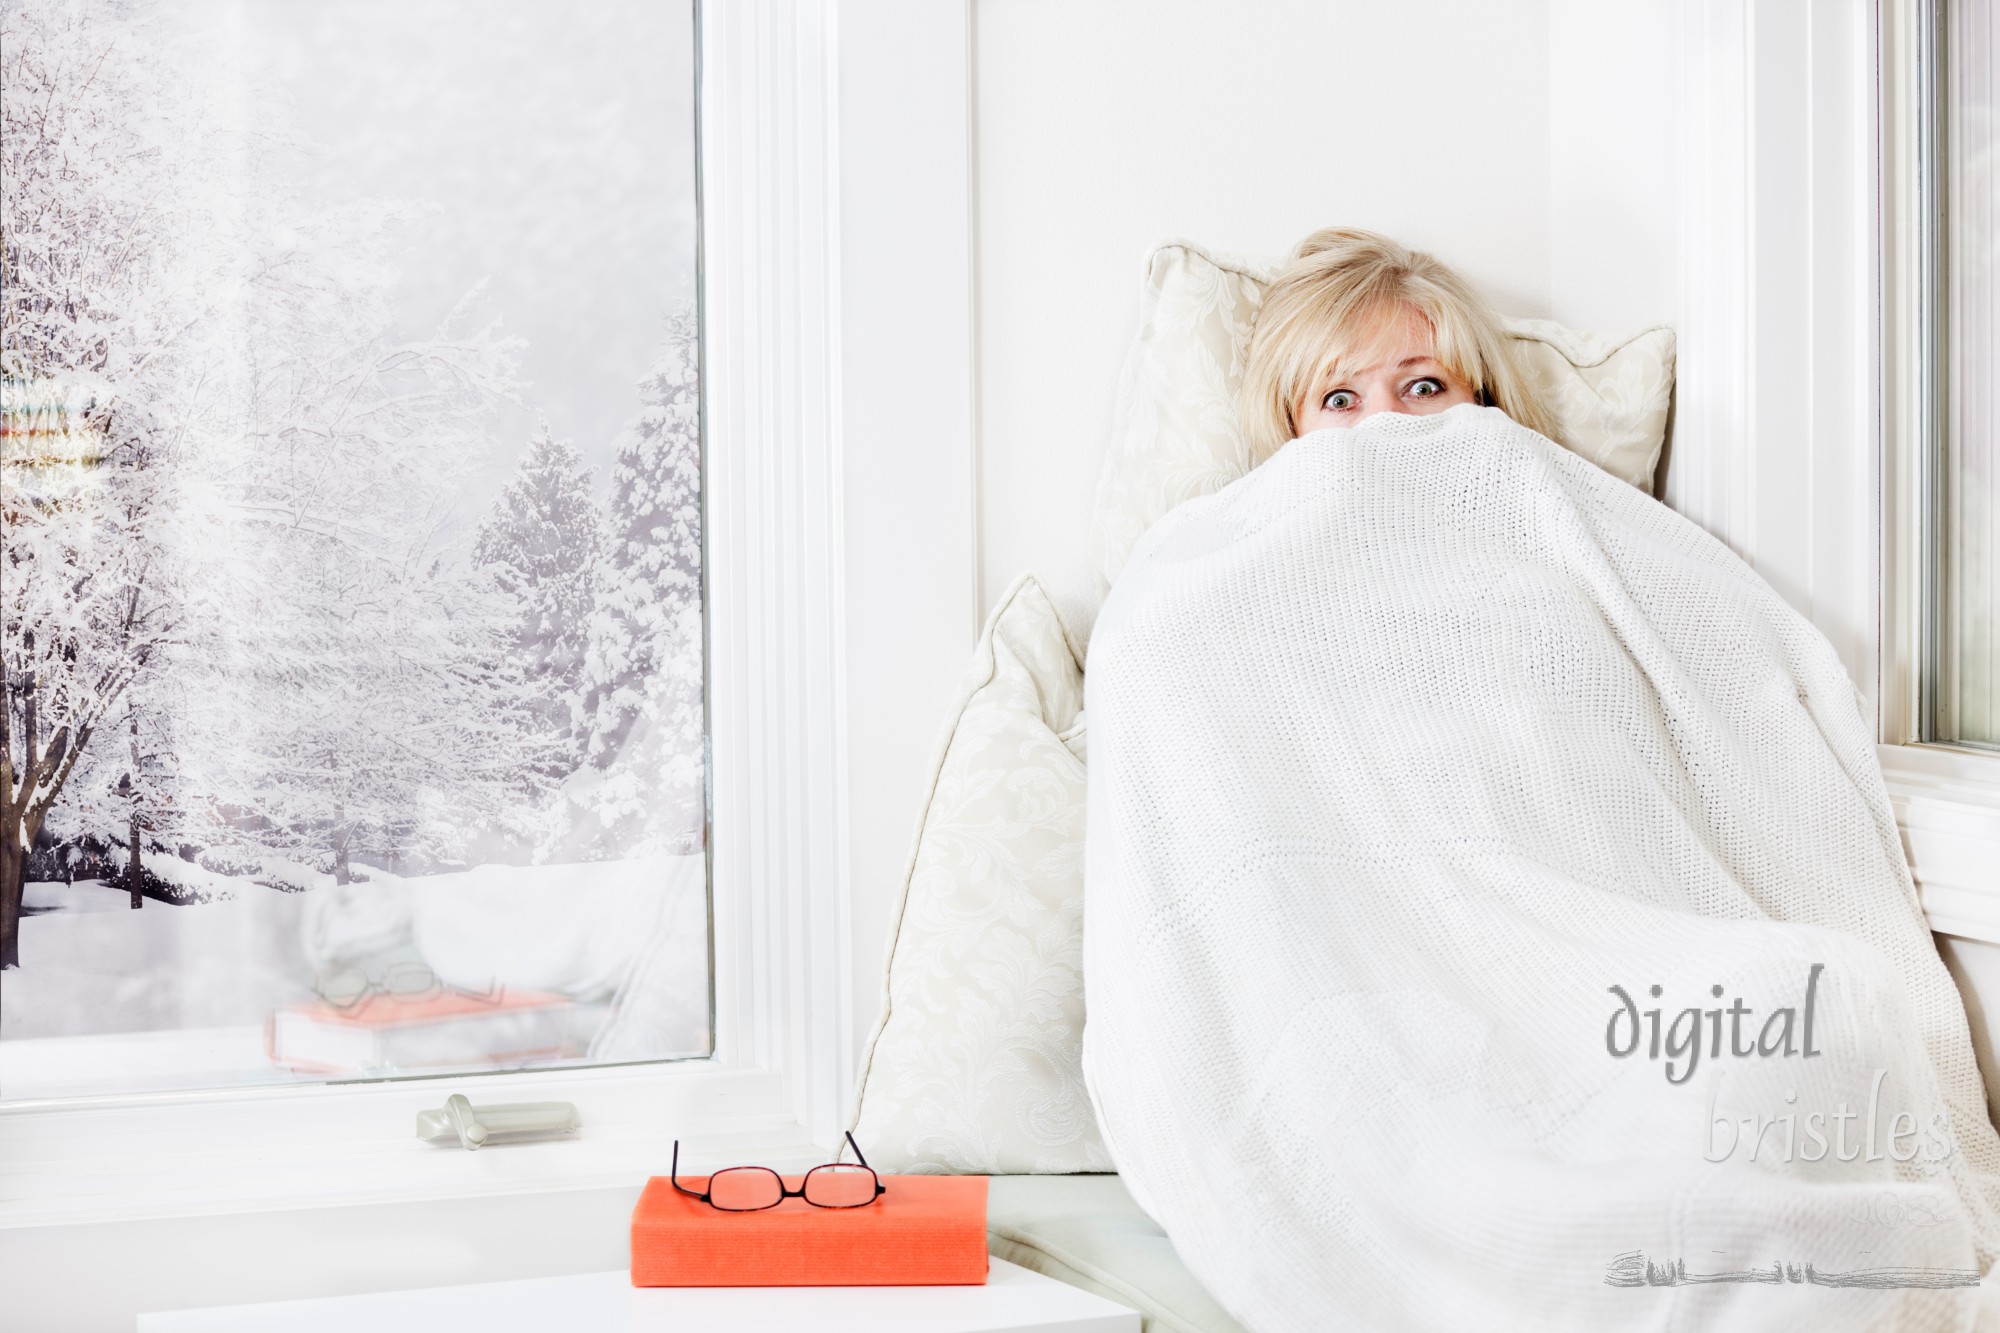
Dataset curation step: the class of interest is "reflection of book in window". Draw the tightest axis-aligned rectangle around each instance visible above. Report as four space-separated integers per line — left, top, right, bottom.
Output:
267 991 585 1074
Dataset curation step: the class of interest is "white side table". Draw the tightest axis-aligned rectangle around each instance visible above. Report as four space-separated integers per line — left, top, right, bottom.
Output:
136 1257 1142 1332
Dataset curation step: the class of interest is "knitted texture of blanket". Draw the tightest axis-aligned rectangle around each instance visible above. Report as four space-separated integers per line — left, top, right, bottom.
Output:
1082 405 2000 1332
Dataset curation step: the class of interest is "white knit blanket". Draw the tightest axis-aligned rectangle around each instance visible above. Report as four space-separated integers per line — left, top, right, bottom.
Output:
1082 406 2000 1332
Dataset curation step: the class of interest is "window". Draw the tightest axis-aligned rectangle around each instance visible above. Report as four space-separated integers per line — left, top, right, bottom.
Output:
1 0 710 1100
1939 0 2000 749
1865 0 2000 943
0 16 967 1319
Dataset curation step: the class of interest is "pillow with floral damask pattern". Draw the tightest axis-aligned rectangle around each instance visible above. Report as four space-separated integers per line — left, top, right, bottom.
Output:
848 573 1111 1174
1090 241 1677 588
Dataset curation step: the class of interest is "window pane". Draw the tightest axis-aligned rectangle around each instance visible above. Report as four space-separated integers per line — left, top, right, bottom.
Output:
1945 0 2000 747
0 0 711 1098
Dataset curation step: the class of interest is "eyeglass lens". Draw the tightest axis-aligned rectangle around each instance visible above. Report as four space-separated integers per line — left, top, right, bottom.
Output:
708 1167 784 1211
801 1163 875 1207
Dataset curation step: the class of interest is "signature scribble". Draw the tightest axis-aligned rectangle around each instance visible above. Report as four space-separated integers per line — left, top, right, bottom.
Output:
1605 1251 1980 1290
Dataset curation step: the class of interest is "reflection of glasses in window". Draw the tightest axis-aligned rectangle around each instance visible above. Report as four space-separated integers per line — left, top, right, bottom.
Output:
312 961 501 1011
670 1132 887 1211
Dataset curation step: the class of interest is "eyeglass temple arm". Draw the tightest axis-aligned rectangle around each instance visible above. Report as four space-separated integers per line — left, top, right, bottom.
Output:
669 1140 709 1201
844 1131 887 1195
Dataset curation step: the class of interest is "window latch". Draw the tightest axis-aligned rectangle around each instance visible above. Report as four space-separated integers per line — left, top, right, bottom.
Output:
416 1093 580 1151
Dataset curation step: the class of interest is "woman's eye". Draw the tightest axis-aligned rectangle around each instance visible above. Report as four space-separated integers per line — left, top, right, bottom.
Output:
1323 390 1357 411
1407 377 1445 398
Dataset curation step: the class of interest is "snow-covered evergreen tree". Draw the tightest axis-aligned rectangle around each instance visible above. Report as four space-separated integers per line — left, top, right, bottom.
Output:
568 304 704 857
474 428 603 791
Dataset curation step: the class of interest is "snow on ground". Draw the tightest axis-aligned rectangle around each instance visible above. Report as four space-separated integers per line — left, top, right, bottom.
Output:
6 878 317 1041
0 855 710 1101
21 880 137 915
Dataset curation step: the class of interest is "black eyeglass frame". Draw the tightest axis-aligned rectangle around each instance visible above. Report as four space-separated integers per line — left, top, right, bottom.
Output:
670 1130 888 1211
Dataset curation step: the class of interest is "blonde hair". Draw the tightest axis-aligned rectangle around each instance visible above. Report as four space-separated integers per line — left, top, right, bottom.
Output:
1239 227 1561 462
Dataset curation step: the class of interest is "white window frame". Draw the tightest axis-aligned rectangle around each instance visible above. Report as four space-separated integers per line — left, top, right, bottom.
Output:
0 2 976 1319
1878 0 2000 938
1672 0 2000 942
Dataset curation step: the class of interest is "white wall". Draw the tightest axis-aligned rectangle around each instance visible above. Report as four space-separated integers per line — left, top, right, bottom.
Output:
971 0 1679 636
838 0 978 1077
1547 0 1680 333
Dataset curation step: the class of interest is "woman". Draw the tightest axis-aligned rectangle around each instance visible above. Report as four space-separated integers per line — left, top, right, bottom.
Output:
1238 227 1562 460
1083 228 2000 1332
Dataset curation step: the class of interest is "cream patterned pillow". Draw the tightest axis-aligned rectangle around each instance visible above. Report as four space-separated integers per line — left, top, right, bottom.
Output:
1507 317 1676 491
849 573 1110 1174
1091 241 1677 587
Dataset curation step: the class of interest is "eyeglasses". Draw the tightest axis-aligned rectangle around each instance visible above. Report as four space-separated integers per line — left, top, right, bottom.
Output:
311 960 503 1011
670 1131 888 1211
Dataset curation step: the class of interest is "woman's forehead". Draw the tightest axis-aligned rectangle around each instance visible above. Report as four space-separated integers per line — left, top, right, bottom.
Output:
1311 306 1443 383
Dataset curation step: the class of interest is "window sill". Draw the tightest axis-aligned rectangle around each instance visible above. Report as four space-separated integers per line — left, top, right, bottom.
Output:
0 1057 824 1230
1881 744 2000 943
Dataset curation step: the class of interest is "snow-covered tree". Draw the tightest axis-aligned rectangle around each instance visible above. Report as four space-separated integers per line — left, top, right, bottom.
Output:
1 1 210 960
567 305 704 857
2 443 184 943
175 272 537 882
4 0 541 953
44 670 189 907
475 428 603 790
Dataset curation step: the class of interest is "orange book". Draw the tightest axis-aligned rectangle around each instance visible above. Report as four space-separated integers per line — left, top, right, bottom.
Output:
629 1173 989 1287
